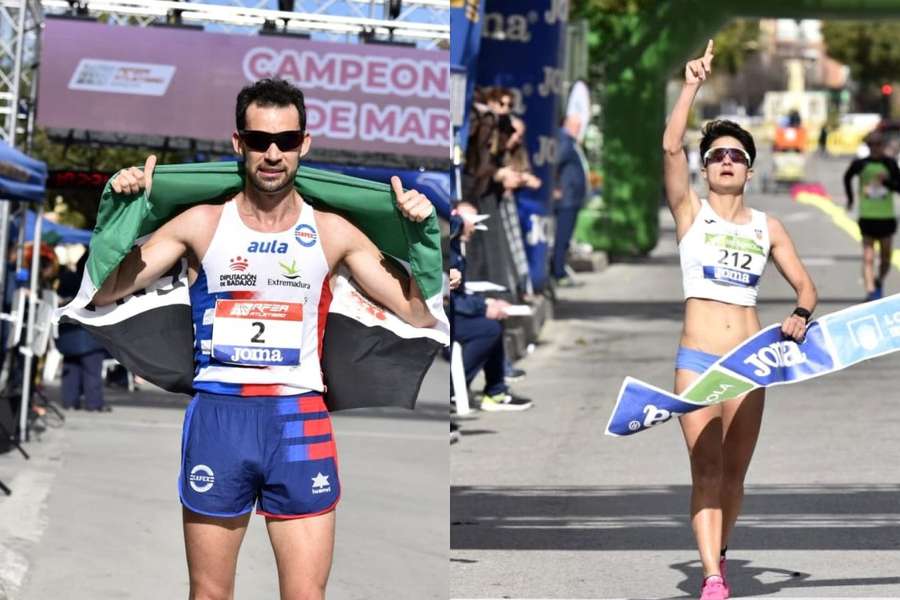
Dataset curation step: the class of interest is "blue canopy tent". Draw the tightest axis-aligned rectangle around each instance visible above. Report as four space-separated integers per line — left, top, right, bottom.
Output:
23 210 91 245
0 139 48 448
0 141 47 203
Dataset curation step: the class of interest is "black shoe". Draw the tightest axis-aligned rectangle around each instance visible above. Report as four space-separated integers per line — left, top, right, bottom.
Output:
450 422 460 444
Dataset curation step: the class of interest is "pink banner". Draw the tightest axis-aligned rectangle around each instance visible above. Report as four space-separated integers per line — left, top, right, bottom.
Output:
38 19 450 159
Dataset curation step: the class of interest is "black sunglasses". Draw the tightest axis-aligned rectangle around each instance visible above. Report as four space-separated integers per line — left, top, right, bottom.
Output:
239 130 305 152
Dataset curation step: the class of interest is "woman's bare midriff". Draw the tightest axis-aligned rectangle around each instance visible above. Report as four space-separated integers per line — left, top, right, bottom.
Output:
680 297 761 356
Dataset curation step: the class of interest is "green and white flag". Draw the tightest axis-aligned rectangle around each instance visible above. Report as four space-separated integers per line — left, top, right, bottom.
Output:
57 162 449 411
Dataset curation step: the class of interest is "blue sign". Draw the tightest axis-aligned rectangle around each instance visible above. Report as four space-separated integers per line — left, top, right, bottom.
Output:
476 0 567 290
720 323 834 387
606 377 704 437
821 294 900 368
607 293 900 437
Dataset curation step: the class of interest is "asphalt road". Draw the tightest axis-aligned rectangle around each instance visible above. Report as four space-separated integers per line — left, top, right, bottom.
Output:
451 152 900 599
0 357 448 599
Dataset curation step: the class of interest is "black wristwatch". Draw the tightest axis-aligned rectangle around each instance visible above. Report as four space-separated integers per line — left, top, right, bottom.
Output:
792 307 812 323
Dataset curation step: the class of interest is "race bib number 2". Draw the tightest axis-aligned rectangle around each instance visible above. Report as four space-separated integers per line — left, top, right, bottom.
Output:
211 300 303 367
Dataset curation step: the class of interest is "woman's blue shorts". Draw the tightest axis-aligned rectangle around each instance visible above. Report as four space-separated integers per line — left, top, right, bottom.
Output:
675 346 721 374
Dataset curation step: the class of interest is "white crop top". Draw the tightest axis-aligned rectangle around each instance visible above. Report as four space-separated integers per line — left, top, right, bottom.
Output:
679 199 770 307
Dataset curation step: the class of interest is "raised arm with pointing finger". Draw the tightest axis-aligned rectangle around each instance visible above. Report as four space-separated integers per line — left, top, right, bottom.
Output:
663 39 714 239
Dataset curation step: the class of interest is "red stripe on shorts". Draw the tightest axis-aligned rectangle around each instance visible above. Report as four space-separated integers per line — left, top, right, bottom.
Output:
299 395 326 413
308 441 334 460
304 418 332 437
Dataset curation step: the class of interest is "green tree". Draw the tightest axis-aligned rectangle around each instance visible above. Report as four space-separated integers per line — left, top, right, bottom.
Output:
29 128 194 229
570 1 758 87
709 19 760 76
821 21 900 111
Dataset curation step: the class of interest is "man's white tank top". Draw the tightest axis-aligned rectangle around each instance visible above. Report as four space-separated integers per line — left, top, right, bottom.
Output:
679 199 770 307
189 199 331 396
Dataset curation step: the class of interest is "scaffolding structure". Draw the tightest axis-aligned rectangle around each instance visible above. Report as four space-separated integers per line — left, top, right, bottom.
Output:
0 0 448 153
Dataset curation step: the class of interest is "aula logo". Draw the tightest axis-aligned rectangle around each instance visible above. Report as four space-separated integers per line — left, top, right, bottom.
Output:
248 240 289 254
295 224 317 247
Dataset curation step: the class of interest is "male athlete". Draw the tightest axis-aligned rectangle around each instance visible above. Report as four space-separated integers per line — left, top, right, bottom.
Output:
93 78 436 599
844 134 900 300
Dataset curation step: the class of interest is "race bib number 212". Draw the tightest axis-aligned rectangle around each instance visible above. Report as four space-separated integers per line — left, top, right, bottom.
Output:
701 233 765 288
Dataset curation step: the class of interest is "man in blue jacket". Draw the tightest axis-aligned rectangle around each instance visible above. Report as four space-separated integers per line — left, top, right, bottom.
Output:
552 115 589 285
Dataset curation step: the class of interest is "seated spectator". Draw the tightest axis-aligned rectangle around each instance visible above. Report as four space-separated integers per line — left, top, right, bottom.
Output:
450 205 532 412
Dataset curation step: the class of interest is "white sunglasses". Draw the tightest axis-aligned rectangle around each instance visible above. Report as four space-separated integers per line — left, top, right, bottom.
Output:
703 146 752 167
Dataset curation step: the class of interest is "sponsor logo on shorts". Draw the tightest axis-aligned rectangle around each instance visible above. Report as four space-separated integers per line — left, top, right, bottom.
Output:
247 240 289 254
229 256 249 272
294 224 318 248
311 472 331 495
189 464 215 493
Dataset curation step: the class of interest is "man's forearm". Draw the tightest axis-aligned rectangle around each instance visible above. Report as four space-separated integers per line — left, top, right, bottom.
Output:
91 265 121 306
91 248 143 306
405 275 438 328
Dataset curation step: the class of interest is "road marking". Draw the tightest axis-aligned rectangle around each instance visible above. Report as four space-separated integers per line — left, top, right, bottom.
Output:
794 189 900 271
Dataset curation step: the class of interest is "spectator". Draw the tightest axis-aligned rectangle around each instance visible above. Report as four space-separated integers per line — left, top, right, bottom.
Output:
449 205 532 412
463 86 520 297
552 114 589 286
495 116 541 298
55 252 110 412
497 116 542 192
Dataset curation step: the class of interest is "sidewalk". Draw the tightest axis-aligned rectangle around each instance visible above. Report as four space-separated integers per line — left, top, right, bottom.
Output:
1 359 448 600
451 152 900 599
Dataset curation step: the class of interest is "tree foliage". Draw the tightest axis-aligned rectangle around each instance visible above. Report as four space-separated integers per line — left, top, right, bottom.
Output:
709 20 760 76
570 2 757 88
29 128 195 229
821 21 900 89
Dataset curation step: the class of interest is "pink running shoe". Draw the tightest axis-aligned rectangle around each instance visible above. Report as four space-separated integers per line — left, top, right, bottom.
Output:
719 556 731 597
699 575 728 600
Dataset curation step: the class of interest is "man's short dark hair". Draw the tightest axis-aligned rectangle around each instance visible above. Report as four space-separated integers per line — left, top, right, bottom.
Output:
236 78 306 131
699 119 756 166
